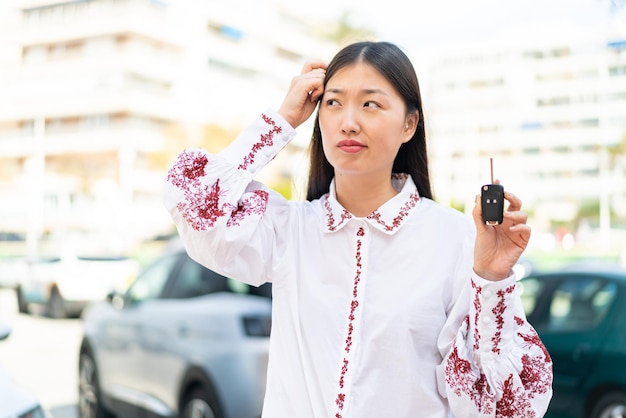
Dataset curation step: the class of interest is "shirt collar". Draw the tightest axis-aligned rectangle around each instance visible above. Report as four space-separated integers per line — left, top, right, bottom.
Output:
323 174 421 235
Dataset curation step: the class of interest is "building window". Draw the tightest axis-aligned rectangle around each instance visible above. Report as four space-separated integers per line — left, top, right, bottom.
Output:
208 22 244 42
537 96 570 106
609 65 626 76
551 120 573 129
609 117 626 128
208 57 257 78
83 114 111 129
579 69 599 79
551 47 571 57
608 92 626 101
521 121 543 130
579 144 599 153
552 145 570 153
607 39 626 52
275 46 303 62
523 50 544 59
578 119 599 128
523 147 541 155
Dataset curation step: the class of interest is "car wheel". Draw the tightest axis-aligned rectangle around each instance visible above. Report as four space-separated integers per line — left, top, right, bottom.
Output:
78 347 114 418
181 386 220 418
47 287 67 319
591 391 626 418
15 286 28 314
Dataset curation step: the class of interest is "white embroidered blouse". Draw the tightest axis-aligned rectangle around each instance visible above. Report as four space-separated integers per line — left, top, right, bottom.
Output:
163 110 553 418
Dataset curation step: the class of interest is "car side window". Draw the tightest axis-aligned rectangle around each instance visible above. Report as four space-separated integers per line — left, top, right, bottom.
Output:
547 277 617 331
518 277 545 317
166 255 272 299
167 256 230 299
124 254 178 304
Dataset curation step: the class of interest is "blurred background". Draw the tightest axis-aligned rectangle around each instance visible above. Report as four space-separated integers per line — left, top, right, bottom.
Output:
0 1 625 417
0 0 625 270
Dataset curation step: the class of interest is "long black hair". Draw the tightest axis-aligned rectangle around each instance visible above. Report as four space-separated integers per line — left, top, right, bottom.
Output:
305 41 432 201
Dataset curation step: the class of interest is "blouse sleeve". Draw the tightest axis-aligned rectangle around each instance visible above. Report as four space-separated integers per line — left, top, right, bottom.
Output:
436 245 553 417
162 110 297 286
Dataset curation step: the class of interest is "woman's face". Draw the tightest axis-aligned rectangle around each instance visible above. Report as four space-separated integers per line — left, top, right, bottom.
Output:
319 62 416 179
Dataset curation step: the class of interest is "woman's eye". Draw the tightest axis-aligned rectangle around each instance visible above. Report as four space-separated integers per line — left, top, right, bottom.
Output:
364 101 380 108
326 99 339 106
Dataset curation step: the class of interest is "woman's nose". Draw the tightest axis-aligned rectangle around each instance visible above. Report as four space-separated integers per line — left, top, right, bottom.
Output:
340 110 360 134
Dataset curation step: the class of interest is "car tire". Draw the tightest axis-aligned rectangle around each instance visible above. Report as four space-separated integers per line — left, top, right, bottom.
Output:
47 287 67 319
590 391 626 418
15 286 28 314
180 386 221 418
78 346 114 418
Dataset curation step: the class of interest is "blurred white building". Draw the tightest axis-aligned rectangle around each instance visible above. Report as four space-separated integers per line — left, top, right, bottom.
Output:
422 21 626 248
0 0 334 255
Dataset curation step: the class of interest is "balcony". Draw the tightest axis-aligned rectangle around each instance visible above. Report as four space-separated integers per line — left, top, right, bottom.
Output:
0 120 167 158
19 0 180 46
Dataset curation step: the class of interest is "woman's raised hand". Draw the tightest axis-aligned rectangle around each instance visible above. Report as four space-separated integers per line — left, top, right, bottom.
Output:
472 187 531 281
278 61 327 129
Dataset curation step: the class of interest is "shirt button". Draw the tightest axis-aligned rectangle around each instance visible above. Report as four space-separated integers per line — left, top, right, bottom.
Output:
482 316 492 325
483 290 492 298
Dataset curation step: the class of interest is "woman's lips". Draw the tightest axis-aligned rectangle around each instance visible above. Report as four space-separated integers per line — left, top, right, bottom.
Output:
337 139 366 153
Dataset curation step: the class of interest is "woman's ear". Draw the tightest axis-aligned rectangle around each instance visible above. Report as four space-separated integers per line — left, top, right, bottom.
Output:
402 112 419 142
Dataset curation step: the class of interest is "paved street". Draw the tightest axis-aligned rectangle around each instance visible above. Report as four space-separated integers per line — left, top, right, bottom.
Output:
0 288 80 418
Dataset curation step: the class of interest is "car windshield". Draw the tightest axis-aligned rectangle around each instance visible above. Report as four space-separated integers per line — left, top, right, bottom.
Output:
124 252 271 305
547 278 617 330
520 274 619 331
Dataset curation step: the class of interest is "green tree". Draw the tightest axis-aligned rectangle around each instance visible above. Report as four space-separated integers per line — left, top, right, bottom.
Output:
316 11 377 46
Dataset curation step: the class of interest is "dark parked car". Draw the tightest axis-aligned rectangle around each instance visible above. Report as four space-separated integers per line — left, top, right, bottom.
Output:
78 247 272 418
518 264 626 418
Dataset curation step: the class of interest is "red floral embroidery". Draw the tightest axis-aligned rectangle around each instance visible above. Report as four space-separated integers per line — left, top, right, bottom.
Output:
519 354 552 395
491 284 516 354
519 330 552 365
324 195 352 231
167 150 209 189
336 392 346 410
446 281 553 417
366 191 420 231
445 344 494 415
496 375 536 418
472 280 482 351
238 113 282 170
176 180 229 231
334 228 365 416
338 359 348 389
168 149 269 231
226 190 269 227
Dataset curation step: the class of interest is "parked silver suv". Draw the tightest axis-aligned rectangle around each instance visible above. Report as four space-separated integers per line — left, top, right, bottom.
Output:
78 247 271 418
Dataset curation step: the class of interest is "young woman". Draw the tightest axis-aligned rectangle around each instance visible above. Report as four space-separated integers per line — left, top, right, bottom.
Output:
164 41 553 417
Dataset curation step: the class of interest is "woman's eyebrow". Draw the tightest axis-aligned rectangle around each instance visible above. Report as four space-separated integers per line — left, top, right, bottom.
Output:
325 87 389 96
363 88 389 96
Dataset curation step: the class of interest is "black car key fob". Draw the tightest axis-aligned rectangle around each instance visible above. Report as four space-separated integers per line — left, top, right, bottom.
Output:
481 184 504 225
481 158 504 225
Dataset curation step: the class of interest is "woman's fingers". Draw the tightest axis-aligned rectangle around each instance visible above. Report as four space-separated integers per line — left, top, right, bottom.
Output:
278 63 327 128
504 191 522 212
299 68 326 102
301 61 327 74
